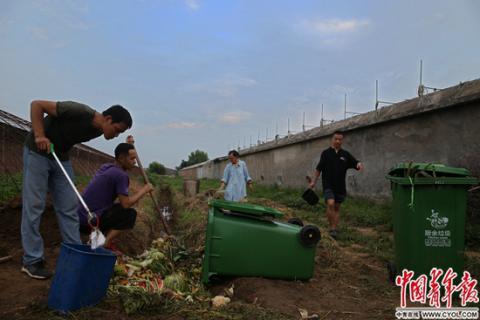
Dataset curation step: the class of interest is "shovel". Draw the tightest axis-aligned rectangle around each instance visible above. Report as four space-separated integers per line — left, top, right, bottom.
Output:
50 144 105 249
132 146 171 235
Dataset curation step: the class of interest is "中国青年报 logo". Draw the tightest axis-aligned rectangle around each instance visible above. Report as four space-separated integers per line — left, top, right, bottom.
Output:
395 268 479 319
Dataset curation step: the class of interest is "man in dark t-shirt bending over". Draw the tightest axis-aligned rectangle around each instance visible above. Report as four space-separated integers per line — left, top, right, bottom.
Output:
309 131 364 240
21 100 132 280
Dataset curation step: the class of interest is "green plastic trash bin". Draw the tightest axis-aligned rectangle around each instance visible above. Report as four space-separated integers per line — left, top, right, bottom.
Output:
386 163 478 280
202 200 320 283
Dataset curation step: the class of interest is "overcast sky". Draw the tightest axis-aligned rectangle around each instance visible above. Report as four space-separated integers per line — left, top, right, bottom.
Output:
1 0 479 168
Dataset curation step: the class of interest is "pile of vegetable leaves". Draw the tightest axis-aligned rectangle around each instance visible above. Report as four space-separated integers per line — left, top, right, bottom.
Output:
109 237 209 314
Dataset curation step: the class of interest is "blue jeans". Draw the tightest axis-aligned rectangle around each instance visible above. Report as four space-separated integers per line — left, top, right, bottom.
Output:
21 147 81 266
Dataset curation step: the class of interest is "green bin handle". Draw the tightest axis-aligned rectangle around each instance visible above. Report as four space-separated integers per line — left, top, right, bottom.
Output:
423 163 436 178
408 176 415 212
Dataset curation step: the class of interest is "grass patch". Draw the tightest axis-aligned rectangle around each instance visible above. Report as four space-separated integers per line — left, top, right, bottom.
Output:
178 207 204 227
249 183 392 231
0 172 22 202
341 197 392 229
0 173 91 204
74 174 92 188
147 173 183 191
148 174 219 194
340 226 394 262
250 184 324 212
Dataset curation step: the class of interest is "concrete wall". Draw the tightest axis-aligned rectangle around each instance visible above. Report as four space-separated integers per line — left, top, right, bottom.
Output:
180 79 480 199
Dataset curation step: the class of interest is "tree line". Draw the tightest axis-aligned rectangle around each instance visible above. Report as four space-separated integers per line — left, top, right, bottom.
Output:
147 149 209 175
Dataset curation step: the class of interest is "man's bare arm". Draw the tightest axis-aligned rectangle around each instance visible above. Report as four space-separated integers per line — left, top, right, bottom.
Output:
309 170 321 188
30 100 57 152
118 183 154 208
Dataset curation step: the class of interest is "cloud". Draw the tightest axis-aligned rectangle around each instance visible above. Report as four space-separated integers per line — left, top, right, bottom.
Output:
166 121 202 129
0 17 15 29
188 74 258 97
65 0 90 14
185 0 200 11
30 27 71 48
296 18 370 47
299 18 370 35
33 0 92 30
218 111 252 124
215 76 257 97
421 12 448 26
330 84 356 94
383 71 404 82
31 27 49 40
133 121 205 135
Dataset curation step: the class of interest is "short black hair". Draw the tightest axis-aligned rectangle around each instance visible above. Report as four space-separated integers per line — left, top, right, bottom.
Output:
103 105 133 128
333 131 344 137
115 143 135 159
228 150 240 157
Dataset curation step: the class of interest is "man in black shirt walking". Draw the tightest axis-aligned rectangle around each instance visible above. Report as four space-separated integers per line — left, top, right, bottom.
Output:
309 131 363 239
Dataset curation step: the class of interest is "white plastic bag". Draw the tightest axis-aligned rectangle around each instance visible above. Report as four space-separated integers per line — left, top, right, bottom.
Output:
89 228 106 249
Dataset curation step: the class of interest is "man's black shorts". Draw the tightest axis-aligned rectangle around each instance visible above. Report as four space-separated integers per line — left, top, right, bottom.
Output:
323 188 346 204
80 204 137 234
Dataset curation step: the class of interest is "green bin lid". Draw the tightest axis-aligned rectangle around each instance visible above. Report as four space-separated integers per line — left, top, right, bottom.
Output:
209 199 284 218
388 163 471 177
386 163 478 186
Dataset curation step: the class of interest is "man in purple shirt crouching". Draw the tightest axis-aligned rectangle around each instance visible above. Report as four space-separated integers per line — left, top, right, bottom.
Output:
78 143 153 249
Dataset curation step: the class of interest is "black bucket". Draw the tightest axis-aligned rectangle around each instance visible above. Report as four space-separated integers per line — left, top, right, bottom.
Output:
302 189 319 205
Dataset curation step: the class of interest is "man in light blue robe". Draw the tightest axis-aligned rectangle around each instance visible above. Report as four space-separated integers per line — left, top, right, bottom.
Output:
220 150 252 201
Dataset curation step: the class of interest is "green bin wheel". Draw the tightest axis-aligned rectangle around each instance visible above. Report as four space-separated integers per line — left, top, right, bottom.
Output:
287 217 304 227
387 262 397 284
299 225 321 247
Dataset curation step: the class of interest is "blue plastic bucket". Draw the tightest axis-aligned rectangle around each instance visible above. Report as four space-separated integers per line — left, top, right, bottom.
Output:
48 243 117 312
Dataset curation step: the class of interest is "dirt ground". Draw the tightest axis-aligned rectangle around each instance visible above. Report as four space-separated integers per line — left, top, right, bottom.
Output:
0 188 402 320
208 234 399 319
0 181 168 319
0 197 62 317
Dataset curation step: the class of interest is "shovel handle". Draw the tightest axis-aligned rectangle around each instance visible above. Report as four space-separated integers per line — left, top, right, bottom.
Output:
134 147 171 235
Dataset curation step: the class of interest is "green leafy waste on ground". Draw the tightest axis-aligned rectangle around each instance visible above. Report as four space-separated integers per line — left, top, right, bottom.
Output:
108 235 291 319
109 236 208 314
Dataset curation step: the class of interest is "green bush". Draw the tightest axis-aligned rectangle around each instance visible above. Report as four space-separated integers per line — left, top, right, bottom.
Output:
148 161 166 175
